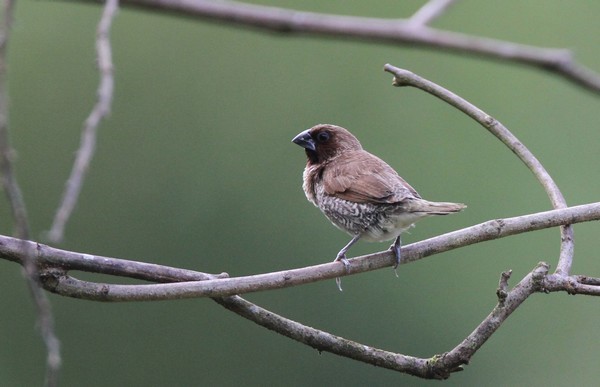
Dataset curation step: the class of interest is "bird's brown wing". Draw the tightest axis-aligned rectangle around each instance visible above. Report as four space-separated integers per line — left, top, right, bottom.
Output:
322 150 420 204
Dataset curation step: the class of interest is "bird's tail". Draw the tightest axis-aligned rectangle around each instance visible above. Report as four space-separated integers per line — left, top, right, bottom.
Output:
405 198 466 215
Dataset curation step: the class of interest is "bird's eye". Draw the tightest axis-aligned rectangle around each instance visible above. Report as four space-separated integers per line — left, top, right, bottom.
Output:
316 131 330 143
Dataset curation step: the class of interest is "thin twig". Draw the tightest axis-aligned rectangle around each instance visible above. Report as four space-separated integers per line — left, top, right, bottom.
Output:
47 0 119 243
383 64 575 276
0 1 61 385
75 0 600 93
0 0 27 239
408 0 457 27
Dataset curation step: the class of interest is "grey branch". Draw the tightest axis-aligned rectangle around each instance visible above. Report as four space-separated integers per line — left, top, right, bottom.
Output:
383 64 575 276
0 1 61 385
408 0 457 27
3 53 596 377
0 203 597 301
77 0 600 93
47 0 119 243
3 0 596 378
1 203 599 378
0 0 27 239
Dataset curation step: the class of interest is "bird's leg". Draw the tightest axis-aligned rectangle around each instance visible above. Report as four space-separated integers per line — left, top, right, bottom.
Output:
390 235 402 277
333 235 361 291
334 235 361 268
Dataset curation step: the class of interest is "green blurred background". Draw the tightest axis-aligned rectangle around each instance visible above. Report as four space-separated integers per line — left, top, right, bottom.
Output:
2 0 600 385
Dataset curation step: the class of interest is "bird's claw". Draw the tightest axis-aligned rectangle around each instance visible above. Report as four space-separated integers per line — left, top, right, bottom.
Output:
390 237 402 276
334 253 351 270
334 254 350 291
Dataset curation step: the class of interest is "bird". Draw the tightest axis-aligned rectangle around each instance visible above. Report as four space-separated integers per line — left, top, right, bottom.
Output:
292 124 465 289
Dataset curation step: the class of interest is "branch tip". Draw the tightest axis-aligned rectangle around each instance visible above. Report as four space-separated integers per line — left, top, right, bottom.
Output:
496 269 512 303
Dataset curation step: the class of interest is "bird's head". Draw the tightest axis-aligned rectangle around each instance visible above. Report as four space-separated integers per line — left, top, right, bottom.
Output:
292 124 363 164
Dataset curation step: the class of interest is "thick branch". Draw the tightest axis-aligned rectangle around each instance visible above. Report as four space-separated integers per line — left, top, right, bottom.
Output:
2 204 599 378
75 0 600 93
0 203 597 301
6 231 591 378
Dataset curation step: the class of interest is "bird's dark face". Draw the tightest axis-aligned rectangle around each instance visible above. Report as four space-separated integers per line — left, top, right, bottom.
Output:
292 124 363 164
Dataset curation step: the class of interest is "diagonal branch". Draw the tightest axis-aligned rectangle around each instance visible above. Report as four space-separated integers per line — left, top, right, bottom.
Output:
433 262 549 377
47 0 119 243
214 294 435 378
73 0 600 93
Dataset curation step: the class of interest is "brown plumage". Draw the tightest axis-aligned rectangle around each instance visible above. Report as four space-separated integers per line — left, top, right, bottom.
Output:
292 124 465 276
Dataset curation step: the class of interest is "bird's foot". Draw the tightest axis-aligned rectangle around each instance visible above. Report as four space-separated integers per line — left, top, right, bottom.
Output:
334 253 350 270
333 253 350 292
389 237 402 277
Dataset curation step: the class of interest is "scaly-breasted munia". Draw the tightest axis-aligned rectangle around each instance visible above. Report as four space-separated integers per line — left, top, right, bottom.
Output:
292 124 465 278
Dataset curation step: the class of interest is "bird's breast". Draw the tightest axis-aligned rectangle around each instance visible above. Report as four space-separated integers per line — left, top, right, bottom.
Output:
302 163 322 207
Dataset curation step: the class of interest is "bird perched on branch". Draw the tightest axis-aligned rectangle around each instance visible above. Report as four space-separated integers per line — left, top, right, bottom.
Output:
292 124 465 289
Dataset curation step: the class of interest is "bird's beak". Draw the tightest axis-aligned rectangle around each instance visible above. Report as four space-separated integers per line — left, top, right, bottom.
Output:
292 129 316 151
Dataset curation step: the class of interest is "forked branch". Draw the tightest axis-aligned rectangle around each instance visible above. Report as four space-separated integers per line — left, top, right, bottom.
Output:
3 0 599 379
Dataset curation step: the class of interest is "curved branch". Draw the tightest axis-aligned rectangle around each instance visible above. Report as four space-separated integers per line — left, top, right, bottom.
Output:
76 0 600 93
383 64 575 276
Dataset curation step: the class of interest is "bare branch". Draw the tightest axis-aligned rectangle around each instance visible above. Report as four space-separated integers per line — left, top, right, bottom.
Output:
383 64 575 276
2 202 599 378
2 202 594 301
219 261 596 379
436 262 549 376
544 274 600 296
0 1 61 385
72 0 600 93
0 0 28 239
2 0 596 379
408 0 457 27
3 226 595 378
47 0 119 243
214 295 436 378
